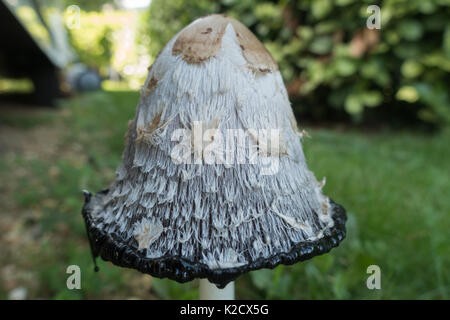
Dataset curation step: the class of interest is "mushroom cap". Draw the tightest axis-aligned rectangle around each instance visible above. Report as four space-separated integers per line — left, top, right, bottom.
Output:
82 14 347 288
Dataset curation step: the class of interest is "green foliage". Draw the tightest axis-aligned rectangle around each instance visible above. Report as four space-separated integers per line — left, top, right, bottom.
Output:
144 0 450 126
61 0 110 11
65 10 152 87
64 10 116 75
139 0 218 57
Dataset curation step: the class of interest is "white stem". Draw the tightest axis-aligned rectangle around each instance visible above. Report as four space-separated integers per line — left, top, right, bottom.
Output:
199 279 235 300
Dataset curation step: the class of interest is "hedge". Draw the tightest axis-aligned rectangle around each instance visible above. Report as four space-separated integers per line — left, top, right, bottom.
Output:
142 0 450 126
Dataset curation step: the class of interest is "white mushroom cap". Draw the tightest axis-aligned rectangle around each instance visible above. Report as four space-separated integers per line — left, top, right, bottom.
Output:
82 14 346 288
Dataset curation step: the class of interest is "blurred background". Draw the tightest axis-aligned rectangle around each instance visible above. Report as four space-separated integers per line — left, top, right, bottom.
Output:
0 0 449 299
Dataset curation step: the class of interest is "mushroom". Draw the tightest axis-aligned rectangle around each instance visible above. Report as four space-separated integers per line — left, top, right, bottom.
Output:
81 14 347 295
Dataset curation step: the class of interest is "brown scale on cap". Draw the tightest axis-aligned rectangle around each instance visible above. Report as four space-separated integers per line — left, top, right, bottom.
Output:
172 14 278 73
146 76 158 92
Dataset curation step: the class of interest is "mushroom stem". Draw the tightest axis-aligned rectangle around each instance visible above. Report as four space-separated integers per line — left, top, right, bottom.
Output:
199 280 234 300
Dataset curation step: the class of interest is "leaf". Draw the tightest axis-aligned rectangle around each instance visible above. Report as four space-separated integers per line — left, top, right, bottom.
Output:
345 94 363 114
444 24 450 58
309 36 333 55
311 0 332 20
361 91 383 107
396 86 419 103
335 58 357 77
297 26 313 41
397 20 423 41
401 60 423 78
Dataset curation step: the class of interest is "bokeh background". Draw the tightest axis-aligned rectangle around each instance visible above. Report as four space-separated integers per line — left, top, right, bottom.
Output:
0 0 449 299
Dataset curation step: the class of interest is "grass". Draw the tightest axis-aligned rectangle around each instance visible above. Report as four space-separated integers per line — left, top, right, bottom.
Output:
0 90 448 299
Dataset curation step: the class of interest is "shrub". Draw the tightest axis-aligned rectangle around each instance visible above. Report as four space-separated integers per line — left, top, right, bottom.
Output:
144 0 450 126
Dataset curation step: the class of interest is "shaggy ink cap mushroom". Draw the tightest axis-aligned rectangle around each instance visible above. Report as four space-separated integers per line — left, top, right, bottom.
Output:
82 14 347 288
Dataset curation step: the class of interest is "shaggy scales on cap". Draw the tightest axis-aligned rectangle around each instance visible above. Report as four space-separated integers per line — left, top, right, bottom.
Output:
82 14 347 288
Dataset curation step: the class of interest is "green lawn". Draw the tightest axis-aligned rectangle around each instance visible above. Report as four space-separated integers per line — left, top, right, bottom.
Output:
0 90 448 299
